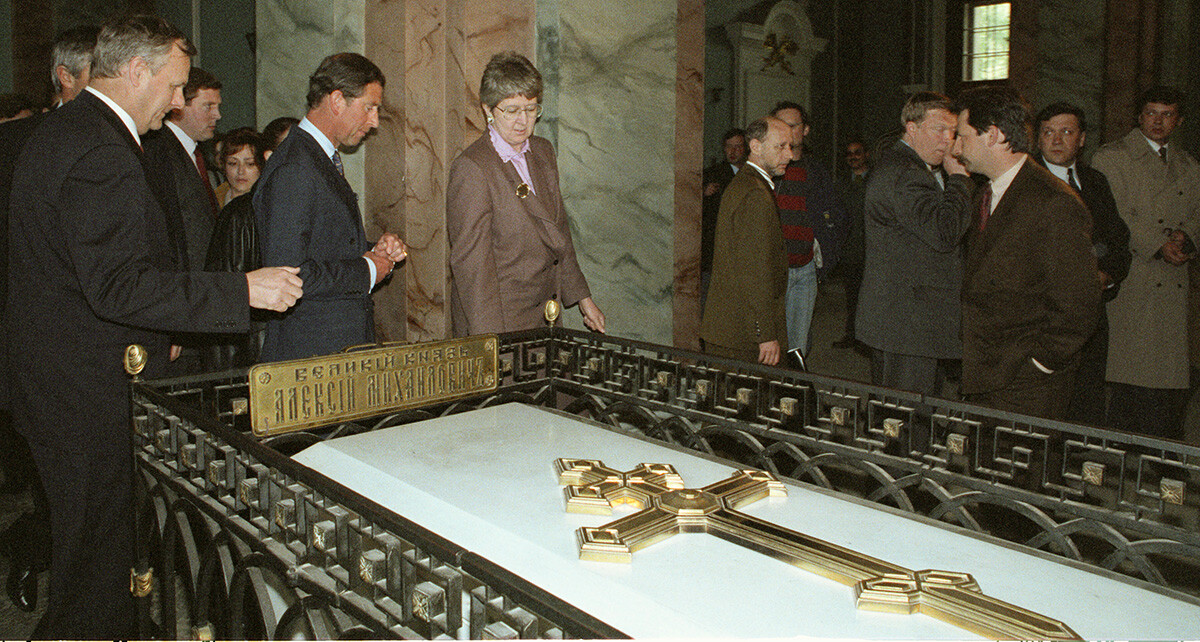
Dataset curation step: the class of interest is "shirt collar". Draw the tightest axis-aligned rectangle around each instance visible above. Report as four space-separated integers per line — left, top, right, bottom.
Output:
85 86 140 147
1142 133 1167 155
164 120 197 156
988 154 1027 212
745 161 774 190
298 117 338 160
1041 157 1076 184
488 124 530 161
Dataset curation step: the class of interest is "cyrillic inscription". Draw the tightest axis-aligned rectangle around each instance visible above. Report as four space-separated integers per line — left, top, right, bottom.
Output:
249 336 498 436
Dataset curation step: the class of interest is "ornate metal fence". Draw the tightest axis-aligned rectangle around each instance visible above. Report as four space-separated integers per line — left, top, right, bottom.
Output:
131 327 1200 638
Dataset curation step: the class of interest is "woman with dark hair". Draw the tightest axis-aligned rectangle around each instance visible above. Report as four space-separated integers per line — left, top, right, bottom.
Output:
204 128 269 369
261 116 299 151
447 51 605 337
214 127 266 207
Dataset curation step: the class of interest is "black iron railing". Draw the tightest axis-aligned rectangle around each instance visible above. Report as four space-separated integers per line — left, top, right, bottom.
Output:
131 327 1200 638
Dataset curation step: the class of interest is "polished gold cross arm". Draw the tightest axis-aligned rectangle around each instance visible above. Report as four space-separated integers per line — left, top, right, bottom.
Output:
555 459 1079 640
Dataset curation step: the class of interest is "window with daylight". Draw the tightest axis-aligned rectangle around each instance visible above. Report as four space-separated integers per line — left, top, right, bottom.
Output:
962 2 1010 81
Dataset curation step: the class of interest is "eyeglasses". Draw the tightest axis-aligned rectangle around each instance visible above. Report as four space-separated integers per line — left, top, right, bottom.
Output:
493 104 543 120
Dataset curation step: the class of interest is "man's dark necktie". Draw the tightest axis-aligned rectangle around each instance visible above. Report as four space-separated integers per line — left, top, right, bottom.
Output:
332 151 345 177
193 148 219 216
978 184 993 231
1067 167 1080 192
1160 146 1168 163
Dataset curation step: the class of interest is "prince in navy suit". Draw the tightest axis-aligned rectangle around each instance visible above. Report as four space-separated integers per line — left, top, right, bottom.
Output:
256 53 407 362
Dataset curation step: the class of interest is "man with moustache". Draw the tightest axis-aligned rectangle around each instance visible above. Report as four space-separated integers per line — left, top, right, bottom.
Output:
1092 86 1200 438
1035 102 1131 425
954 86 1098 419
701 116 793 365
856 92 974 394
256 52 408 362
5 16 303 637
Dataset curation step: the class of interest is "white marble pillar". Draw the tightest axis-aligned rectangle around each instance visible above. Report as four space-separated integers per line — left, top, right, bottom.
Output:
538 0 679 344
257 0 367 194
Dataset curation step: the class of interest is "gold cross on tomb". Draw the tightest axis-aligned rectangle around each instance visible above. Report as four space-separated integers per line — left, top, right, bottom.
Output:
554 458 1078 640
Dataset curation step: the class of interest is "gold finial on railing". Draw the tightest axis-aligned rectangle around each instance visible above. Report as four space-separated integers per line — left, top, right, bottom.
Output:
124 344 147 380
544 299 562 328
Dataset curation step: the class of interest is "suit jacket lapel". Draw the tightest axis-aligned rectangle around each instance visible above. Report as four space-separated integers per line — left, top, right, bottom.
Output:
519 147 557 222
82 91 142 157
295 128 362 226
486 140 557 223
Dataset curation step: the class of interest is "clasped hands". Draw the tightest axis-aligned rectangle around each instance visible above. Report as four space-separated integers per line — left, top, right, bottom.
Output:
1160 229 1195 266
364 232 409 285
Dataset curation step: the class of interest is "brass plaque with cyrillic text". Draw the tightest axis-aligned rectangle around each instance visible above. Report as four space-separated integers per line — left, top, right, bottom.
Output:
248 336 498 437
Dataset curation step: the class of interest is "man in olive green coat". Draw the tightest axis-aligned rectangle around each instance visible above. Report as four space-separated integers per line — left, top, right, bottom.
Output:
700 116 793 365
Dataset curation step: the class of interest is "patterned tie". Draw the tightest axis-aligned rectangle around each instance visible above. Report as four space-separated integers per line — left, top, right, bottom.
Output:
332 151 345 176
1067 167 1080 192
193 147 219 216
1159 146 1168 164
978 184 993 231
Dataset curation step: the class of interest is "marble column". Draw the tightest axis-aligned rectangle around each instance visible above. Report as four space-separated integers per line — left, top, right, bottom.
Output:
364 0 406 343
538 0 681 344
1034 0 1107 158
674 0 704 350
257 0 367 192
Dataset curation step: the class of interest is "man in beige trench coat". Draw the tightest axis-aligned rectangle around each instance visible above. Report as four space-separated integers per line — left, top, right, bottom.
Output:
1093 86 1200 439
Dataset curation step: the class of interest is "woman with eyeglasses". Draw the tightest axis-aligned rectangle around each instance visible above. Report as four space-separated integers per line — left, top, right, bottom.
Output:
447 51 605 337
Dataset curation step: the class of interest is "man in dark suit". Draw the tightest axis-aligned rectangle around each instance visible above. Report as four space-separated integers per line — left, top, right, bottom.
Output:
5 16 303 637
256 53 407 363
856 92 974 395
700 116 793 365
0 24 98 613
955 87 1099 420
143 66 224 374
144 66 223 271
832 139 871 350
1035 101 1132 425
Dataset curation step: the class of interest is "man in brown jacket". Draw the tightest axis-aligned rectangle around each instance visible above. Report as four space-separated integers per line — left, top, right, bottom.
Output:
954 87 1099 419
700 116 793 365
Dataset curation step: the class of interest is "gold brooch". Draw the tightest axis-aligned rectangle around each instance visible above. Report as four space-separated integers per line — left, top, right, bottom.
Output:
515 183 530 199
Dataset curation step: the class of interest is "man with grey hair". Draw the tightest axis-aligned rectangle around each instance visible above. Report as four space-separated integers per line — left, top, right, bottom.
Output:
256 52 407 362
0 23 99 615
856 91 973 395
50 24 100 106
6 15 303 636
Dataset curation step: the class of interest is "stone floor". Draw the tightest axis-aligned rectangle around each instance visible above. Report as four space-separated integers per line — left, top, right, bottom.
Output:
0 275 1195 638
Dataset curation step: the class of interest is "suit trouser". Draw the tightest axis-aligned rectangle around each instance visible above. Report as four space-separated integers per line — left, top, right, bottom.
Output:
1066 313 1109 427
1107 383 1187 441
870 349 944 396
24 429 136 639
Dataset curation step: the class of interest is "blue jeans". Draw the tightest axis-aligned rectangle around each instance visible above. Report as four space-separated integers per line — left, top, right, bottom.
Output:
786 262 818 356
